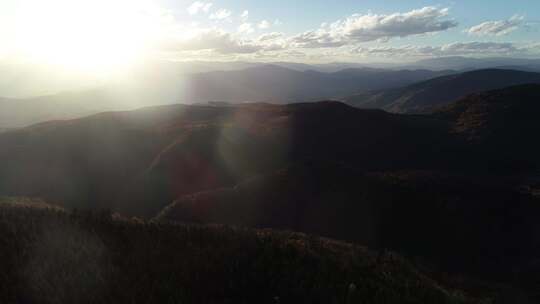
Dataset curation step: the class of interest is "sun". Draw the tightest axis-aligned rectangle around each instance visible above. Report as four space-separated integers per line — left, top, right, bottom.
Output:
12 0 168 73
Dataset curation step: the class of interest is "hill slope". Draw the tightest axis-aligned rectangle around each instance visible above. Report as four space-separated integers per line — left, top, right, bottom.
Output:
435 84 540 171
0 200 473 304
155 85 540 297
0 101 457 217
156 162 540 283
345 69 540 113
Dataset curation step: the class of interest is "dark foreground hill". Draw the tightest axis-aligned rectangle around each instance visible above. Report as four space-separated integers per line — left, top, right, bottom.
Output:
0 199 476 304
156 163 540 289
153 85 540 299
345 69 540 113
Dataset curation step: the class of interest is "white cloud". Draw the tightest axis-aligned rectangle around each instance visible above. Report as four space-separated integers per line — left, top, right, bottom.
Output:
283 50 306 57
527 42 540 52
162 28 291 55
290 31 346 48
440 42 518 55
291 7 458 48
238 23 254 34
264 44 286 52
165 29 264 54
467 15 524 36
210 9 232 21
255 49 306 59
274 19 283 26
240 10 249 21
353 42 520 58
258 20 271 29
187 1 213 15
258 32 284 42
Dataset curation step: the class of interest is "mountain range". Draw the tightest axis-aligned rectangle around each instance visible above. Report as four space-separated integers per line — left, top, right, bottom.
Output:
180 65 452 104
0 66 452 128
4 85 540 216
2 84 540 297
344 69 540 113
5 64 540 130
2 57 540 302
402 56 540 72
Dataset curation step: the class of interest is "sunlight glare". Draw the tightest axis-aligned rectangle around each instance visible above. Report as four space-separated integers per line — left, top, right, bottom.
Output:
12 0 169 73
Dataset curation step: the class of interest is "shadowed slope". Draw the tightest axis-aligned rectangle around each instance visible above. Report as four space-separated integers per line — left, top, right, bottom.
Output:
0 102 456 217
0 200 473 304
156 162 540 282
435 84 540 172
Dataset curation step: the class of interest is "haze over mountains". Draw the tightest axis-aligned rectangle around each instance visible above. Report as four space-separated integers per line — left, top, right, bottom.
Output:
180 65 452 104
0 65 452 128
0 89 176 129
3 57 540 129
402 56 540 72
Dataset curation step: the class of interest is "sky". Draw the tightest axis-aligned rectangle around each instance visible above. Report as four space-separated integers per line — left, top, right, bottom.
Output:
0 0 539 69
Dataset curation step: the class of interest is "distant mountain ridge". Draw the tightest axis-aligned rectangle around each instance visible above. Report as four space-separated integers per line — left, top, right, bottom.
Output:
403 56 540 72
0 89 166 129
345 69 540 113
2 56 539 99
0 66 452 128
181 64 452 104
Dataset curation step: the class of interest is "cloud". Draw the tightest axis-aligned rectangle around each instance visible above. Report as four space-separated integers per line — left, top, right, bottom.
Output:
284 50 306 57
165 29 264 54
260 43 286 52
238 23 254 34
291 7 458 48
440 42 518 55
527 42 540 52
258 20 271 29
290 31 346 48
255 49 306 59
258 32 284 42
352 42 520 57
187 1 213 15
240 10 249 21
210 9 232 21
467 15 524 36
